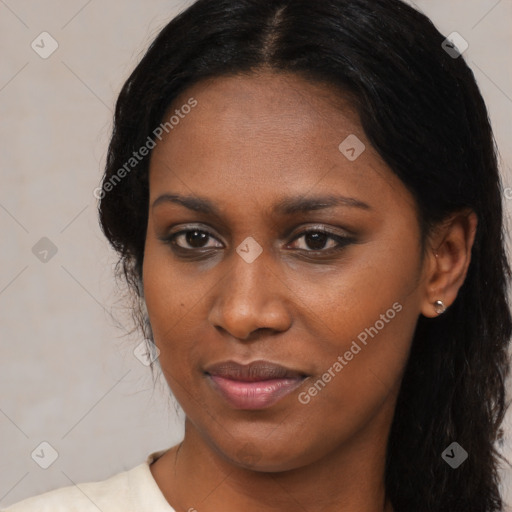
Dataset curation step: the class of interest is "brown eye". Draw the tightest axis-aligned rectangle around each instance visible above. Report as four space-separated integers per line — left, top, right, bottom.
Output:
288 229 353 253
183 230 209 248
167 229 223 250
302 232 333 251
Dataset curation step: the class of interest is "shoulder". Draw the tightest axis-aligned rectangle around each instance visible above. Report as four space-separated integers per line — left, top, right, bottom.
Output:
1 449 172 512
1 466 136 512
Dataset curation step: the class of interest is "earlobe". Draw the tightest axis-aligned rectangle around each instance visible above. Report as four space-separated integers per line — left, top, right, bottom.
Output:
433 299 447 315
420 210 478 318
421 252 448 318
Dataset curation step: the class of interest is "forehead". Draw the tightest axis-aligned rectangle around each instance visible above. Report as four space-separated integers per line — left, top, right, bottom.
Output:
148 71 415 216
164 71 363 148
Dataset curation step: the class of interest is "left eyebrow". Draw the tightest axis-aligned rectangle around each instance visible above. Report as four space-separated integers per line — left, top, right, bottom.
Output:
272 194 372 215
151 193 372 215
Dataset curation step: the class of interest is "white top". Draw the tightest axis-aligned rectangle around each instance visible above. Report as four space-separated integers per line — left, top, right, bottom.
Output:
1 449 176 512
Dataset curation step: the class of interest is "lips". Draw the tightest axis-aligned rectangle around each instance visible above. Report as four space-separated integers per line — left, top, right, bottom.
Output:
205 360 307 381
204 360 308 410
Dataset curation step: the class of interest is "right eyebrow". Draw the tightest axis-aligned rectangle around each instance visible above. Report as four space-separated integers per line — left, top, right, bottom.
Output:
152 194 220 215
151 192 372 217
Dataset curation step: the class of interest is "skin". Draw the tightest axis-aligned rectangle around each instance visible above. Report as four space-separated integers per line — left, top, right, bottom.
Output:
144 71 477 512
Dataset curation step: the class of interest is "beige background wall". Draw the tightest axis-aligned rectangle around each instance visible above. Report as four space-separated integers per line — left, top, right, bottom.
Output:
1 0 511 508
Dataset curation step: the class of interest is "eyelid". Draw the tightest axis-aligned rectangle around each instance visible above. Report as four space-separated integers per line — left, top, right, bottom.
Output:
287 224 351 240
161 223 354 253
286 226 354 253
164 224 224 249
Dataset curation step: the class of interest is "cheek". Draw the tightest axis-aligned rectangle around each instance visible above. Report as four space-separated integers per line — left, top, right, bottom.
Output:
339 219 422 323
298 234 421 403
142 239 188 351
295 298 417 444
296 235 420 347
142 238 213 380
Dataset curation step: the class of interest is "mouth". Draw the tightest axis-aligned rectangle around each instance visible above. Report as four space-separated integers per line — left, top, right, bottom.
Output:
204 360 309 410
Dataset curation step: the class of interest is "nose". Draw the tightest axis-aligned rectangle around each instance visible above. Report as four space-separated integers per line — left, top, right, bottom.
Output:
207 247 292 341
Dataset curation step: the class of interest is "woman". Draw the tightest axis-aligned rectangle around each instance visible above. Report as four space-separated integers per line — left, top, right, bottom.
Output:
4 0 511 510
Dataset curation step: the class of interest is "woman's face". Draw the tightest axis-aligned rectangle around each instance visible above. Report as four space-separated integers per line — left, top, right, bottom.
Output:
143 71 429 471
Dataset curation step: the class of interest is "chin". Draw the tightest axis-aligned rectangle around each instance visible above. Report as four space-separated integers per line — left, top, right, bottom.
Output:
214 438 316 473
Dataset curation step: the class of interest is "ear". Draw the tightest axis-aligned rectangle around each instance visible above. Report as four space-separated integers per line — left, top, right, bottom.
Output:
420 209 478 318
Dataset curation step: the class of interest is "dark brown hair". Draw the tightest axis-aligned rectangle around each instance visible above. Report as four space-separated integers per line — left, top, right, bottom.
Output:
98 1 512 509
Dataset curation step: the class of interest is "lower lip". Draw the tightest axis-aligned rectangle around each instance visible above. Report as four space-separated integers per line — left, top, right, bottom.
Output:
207 375 306 410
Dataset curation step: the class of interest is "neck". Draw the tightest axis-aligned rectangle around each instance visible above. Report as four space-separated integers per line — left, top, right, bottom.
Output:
151 403 395 512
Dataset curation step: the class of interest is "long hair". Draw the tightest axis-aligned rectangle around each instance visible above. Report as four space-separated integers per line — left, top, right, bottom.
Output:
97 1 512 509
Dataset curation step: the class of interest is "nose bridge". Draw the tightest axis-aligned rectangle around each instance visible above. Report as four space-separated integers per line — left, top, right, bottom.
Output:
224 241 276 310
231 242 271 297
209 241 291 338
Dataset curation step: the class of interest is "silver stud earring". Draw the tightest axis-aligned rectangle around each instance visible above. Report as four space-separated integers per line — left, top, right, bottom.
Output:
433 300 447 315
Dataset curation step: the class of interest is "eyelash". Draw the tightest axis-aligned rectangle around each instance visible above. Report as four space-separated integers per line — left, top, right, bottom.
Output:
160 225 354 256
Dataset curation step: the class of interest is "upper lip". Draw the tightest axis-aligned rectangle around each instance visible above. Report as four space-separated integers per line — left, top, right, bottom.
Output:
204 360 307 382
